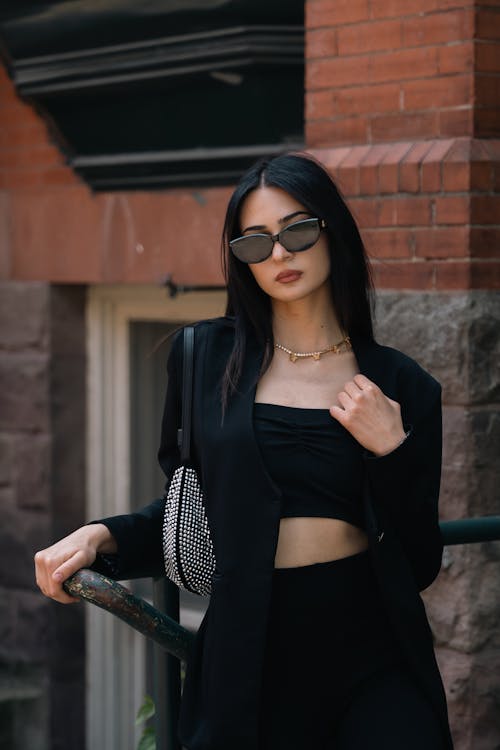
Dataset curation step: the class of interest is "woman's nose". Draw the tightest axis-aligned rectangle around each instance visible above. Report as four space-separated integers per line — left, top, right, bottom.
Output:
271 241 292 261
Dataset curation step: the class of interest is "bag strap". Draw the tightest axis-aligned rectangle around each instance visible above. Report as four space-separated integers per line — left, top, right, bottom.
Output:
178 325 195 463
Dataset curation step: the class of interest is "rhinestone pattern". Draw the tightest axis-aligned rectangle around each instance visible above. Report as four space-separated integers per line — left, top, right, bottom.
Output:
162 464 216 596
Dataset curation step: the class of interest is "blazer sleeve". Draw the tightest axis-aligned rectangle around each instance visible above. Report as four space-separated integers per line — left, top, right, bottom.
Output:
363 378 444 592
89 329 183 580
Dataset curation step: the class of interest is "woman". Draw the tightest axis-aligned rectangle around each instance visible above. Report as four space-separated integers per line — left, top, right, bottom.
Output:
35 152 453 749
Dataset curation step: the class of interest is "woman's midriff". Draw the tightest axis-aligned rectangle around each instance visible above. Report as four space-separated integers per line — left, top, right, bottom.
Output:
273 517 369 568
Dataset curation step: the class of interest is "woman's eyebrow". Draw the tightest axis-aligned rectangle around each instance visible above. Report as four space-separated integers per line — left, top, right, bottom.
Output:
242 211 310 233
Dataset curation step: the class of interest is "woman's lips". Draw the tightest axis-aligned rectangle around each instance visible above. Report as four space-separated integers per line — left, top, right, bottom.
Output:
275 270 303 283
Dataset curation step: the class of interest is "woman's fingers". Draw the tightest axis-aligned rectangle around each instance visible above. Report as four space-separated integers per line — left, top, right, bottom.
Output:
330 375 405 455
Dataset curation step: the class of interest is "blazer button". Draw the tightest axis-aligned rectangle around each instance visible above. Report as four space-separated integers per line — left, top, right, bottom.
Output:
377 531 385 543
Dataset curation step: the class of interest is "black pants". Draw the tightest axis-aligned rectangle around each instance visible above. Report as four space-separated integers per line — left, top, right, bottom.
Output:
258 548 444 749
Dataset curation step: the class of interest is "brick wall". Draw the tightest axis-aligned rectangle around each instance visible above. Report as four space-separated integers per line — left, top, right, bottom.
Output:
306 1 500 292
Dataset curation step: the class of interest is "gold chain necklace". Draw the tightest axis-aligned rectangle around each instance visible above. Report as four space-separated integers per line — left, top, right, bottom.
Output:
274 335 352 362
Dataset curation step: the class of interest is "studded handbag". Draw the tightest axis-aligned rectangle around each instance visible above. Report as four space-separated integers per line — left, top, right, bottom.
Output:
162 325 216 596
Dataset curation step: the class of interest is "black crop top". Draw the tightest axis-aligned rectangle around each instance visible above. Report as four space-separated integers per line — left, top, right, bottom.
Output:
253 402 366 530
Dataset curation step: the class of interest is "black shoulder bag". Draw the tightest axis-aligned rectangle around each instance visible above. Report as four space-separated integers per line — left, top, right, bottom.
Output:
162 326 216 595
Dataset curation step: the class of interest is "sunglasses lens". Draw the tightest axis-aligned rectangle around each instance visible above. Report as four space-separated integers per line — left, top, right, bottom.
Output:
281 219 320 252
230 235 272 264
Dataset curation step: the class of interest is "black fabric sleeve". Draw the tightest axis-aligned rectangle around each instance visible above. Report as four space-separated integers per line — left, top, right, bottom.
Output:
88 329 183 581
363 381 444 592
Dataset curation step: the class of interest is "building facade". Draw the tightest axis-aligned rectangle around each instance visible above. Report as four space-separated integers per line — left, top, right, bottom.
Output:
0 2 499 748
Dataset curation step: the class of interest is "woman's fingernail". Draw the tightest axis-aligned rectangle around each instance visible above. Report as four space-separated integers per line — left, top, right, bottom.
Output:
53 572 62 582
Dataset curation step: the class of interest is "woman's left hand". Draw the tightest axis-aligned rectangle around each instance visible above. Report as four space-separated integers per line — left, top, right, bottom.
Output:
329 374 406 456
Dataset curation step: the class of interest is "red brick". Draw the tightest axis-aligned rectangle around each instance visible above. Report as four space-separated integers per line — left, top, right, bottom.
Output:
0 144 64 170
336 144 372 195
306 0 370 29
348 197 379 227
369 47 438 84
398 141 435 193
371 260 435 290
402 9 473 47
0 125 50 150
476 42 500 73
470 260 500 289
0 104 46 130
306 117 367 147
434 261 471 289
331 83 400 118
420 139 455 192
470 228 500 259
0 170 45 189
337 19 401 55
476 10 500 41
377 196 431 227
442 161 470 192
378 142 413 193
306 28 337 60
318 146 353 171
358 144 392 194
396 196 432 226
370 111 439 142
363 228 413 258
370 0 438 19
414 226 469 258
470 161 493 191
475 108 500 138
402 75 472 111
306 90 335 121
434 196 470 225
475 75 500 107
439 108 474 138
437 42 474 75
471 195 500 225
39 167 80 187
307 56 371 90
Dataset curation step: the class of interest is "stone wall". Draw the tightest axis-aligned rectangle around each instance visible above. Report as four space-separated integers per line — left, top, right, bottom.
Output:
375 290 500 750
0 283 86 750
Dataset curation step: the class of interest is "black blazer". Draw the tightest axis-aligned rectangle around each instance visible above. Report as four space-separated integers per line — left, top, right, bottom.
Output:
93 316 453 750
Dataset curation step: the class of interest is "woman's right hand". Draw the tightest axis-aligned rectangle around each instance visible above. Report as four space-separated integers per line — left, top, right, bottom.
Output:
34 524 117 604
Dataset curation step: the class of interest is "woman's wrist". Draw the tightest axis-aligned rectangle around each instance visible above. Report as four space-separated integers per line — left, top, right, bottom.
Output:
373 429 410 458
87 523 118 554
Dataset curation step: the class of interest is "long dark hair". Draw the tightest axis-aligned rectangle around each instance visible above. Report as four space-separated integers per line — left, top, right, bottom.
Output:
220 151 375 412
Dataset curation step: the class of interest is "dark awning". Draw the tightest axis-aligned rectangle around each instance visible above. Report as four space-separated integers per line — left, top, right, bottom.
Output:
0 1 304 189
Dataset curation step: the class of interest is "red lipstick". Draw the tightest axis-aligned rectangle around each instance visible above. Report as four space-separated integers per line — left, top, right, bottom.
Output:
275 270 302 283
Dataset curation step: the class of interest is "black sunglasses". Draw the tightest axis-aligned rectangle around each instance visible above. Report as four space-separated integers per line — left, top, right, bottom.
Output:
229 217 327 264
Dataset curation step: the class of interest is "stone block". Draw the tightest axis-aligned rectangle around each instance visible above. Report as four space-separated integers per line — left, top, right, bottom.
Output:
13 433 51 511
441 406 472 519
15 592 50 665
375 291 471 403
0 283 49 351
49 285 86 356
0 499 50 589
0 434 13 487
375 290 500 407
0 352 50 432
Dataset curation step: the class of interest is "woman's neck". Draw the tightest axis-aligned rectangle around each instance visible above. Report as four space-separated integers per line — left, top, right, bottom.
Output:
271 294 345 352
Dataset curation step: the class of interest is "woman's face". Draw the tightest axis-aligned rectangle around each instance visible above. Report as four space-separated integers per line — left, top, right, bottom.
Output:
237 185 331 304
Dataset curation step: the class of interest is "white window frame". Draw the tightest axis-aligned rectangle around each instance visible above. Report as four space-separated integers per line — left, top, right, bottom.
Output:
86 284 226 750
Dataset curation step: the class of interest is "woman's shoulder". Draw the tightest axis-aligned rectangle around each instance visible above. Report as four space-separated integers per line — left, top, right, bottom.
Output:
167 316 235 358
353 334 441 403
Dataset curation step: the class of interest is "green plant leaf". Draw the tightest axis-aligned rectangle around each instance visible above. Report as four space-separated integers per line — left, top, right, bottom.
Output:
137 727 156 750
135 695 155 726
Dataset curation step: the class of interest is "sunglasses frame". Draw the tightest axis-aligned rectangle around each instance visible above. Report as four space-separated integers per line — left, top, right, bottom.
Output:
229 217 327 264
